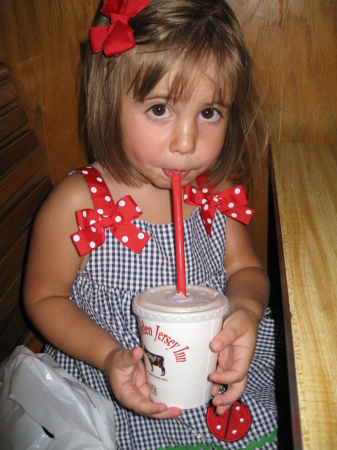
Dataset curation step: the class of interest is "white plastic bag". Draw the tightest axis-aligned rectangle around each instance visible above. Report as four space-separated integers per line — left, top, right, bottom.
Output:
0 346 116 449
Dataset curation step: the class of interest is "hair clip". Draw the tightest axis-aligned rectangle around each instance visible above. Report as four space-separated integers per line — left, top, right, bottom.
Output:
90 0 149 56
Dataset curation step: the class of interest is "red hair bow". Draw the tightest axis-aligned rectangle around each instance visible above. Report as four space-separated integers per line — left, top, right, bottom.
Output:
184 176 254 237
90 0 149 56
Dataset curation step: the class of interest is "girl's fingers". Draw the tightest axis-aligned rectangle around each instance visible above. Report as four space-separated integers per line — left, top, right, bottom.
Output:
211 382 222 397
211 378 248 415
109 346 182 419
105 346 143 374
150 407 182 419
119 346 144 369
124 396 182 419
209 364 248 386
139 402 182 419
210 328 237 352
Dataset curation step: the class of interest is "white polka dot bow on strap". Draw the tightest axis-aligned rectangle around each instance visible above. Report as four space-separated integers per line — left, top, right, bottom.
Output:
71 167 150 255
184 179 254 237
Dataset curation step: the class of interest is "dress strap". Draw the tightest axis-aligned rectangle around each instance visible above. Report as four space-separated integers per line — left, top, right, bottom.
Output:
70 166 150 255
72 166 115 214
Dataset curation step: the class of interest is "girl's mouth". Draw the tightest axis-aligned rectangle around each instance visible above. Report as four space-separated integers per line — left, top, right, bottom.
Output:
162 169 191 179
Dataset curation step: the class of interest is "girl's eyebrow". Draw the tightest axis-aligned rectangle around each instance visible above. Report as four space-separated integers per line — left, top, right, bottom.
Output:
142 93 171 102
142 95 232 109
197 98 233 110
213 100 232 109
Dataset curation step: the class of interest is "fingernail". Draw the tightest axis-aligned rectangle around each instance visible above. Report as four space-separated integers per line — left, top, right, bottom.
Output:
211 340 221 351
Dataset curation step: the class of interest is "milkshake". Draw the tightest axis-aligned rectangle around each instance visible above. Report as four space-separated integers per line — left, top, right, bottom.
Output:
132 284 229 409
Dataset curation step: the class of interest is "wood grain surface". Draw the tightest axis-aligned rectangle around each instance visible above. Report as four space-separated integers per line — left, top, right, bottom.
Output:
228 0 337 144
271 143 337 449
0 63 53 360
0 0 100 183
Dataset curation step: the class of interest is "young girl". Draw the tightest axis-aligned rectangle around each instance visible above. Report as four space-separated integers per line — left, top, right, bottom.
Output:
24 0 288 448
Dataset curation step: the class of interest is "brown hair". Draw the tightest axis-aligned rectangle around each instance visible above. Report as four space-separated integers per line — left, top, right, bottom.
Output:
83 0 269 187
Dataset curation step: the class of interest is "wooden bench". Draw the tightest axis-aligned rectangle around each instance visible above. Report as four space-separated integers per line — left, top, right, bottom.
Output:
0 62 52 361
270 142 337 448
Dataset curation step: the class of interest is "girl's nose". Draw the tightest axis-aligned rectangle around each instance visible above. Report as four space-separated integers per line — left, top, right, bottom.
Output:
169 120 197 155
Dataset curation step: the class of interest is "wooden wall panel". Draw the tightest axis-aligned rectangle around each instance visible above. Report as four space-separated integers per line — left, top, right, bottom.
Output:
228 0 336 267
227 0 286 267
0 0 100 184
227 0 286 143
229 0 337 145
0 61 54 359
281 1 337 143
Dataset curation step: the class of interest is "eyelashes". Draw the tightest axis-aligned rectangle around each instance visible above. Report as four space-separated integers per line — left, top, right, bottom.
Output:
146 104 223 123
147 104 171 119
199 108 222 122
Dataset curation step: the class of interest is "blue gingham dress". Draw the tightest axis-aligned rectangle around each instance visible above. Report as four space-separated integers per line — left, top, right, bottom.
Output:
45 168 288 450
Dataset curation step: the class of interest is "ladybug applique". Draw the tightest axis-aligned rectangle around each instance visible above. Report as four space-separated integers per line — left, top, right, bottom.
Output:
206 400 251 442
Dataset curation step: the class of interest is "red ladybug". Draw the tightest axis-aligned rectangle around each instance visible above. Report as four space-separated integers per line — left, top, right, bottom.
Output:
206 400 251 442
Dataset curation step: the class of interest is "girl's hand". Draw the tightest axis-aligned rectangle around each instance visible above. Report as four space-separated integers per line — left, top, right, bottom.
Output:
104 346 182 419
208 307 260 415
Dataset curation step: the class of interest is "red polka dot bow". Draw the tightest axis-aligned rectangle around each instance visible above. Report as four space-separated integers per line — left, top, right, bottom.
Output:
184 176 254 237
89 0 149 56
71 167 150 255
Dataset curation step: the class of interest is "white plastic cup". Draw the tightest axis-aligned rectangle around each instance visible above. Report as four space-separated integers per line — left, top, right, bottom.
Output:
132 284 229 409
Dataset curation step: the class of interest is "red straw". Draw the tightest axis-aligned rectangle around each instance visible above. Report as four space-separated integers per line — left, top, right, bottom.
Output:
171 173 186 296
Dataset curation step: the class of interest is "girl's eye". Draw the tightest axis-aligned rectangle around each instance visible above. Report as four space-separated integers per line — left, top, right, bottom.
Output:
200 108 221 122
148 104 170 119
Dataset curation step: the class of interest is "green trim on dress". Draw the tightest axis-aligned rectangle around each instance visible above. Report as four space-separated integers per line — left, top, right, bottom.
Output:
157 429 277 450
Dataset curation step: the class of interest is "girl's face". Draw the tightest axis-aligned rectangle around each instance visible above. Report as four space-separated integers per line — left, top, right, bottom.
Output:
120 68 232 189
